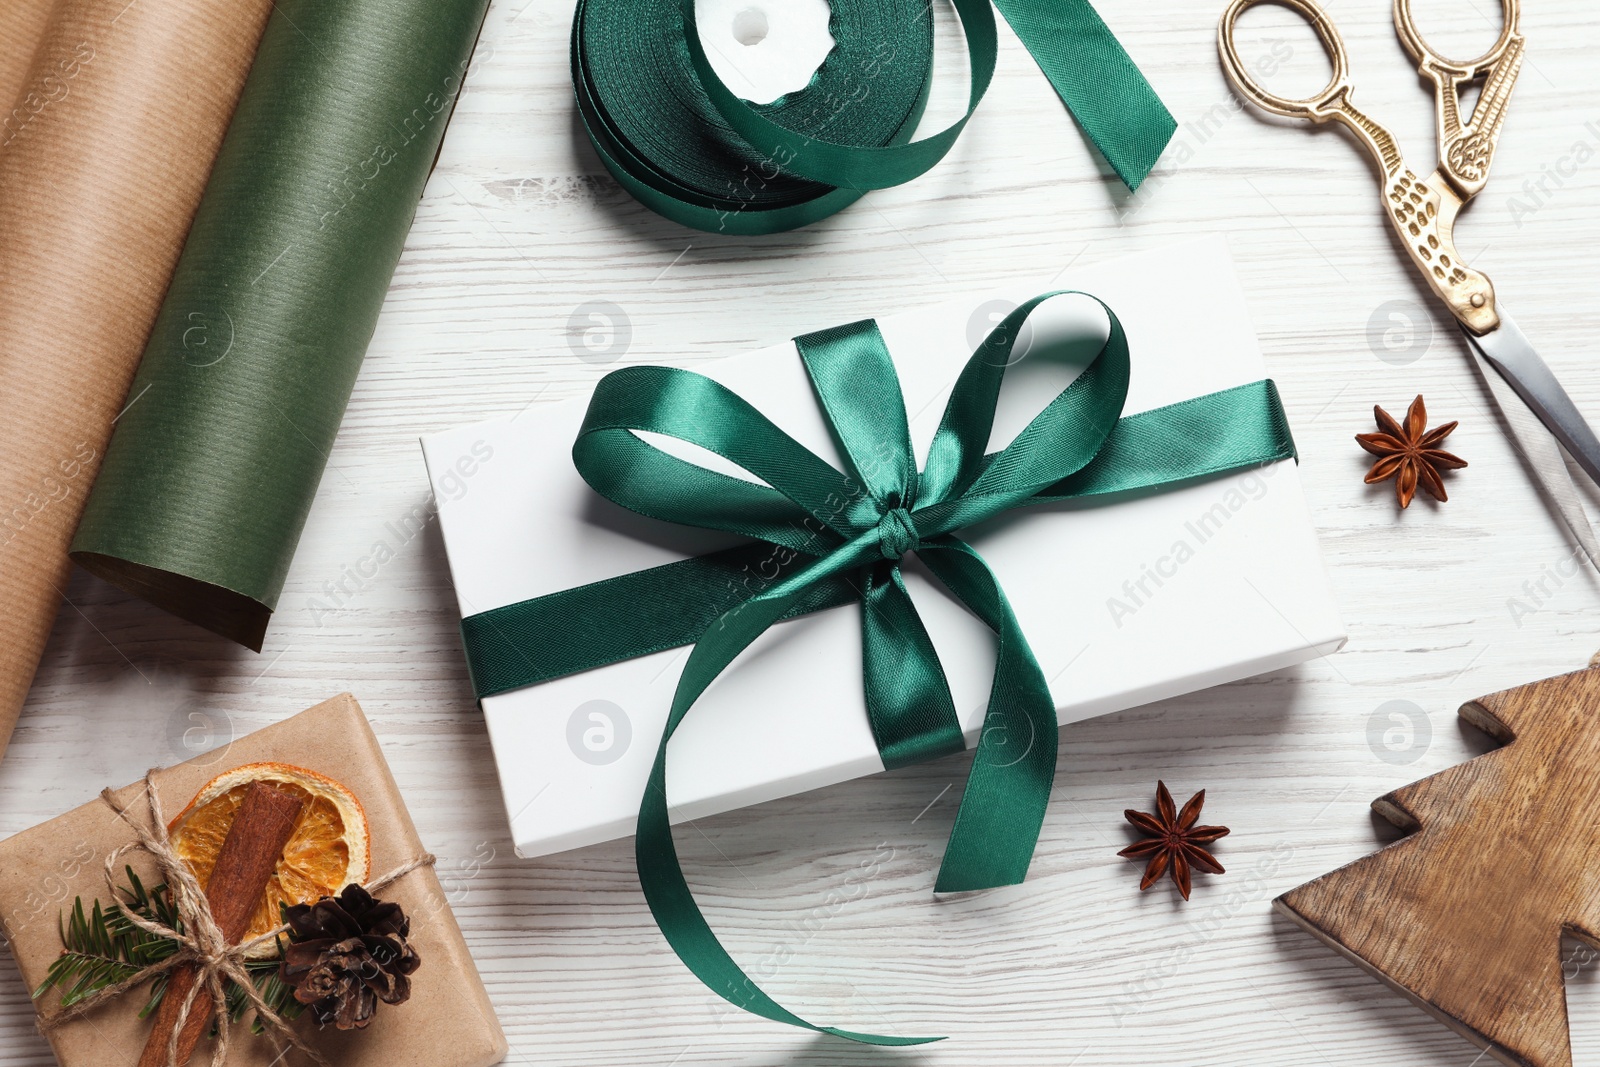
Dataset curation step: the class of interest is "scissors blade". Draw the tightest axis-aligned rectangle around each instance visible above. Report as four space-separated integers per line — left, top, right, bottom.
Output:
1461 309 1600 569
1467 306 1600 486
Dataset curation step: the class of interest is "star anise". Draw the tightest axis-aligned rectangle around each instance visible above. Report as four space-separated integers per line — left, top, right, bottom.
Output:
1118 781 1229 900
1356 394 1467 508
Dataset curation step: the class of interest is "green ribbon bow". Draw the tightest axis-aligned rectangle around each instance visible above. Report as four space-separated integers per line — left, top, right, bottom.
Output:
573 0 1177 234
460 295 1296 1042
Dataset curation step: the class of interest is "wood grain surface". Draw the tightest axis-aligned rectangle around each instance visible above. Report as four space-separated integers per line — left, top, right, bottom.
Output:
7 0 1600 1064
1279 667 1600 1067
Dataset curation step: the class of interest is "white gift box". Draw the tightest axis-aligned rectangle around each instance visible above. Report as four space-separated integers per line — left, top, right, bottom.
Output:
422 236 1346 860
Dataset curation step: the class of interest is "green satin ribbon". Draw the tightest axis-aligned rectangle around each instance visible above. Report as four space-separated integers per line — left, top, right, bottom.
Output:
572 0 1176 234
460 295 1297 1042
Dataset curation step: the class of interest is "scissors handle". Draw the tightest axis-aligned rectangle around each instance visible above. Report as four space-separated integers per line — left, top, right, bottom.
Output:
1218 0 1500 334
1217 0 1352 122
1394 0 1523 199
1394 0 1520 74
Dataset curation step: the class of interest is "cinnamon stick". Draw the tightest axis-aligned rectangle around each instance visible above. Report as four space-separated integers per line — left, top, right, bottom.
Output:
137 781 304 1067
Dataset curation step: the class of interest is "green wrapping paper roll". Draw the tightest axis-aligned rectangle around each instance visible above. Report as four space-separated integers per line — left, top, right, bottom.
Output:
71 0 490 650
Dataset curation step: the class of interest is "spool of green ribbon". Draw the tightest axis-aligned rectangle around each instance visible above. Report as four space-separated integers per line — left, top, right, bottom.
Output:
573 0 1177 234
460 296 1297 1041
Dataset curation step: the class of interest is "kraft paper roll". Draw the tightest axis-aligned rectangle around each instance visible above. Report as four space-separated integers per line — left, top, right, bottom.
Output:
0 0 275 756
0 0 56 114
72 0 492 651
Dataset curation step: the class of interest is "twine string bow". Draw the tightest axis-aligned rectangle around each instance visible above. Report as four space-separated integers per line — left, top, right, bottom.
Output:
37 772 434 1067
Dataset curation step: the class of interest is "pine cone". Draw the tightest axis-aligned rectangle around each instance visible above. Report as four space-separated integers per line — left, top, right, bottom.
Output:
278 885 421 1030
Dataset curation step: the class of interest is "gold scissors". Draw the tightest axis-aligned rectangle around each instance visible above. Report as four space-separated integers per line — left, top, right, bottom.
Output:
1219 0 1600 564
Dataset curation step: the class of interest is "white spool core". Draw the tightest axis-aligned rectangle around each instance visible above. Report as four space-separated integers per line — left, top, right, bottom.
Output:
696 0 834 105
731 8 769 45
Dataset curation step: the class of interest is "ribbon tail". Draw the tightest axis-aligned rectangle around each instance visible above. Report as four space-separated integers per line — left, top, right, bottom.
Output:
636 537 943 1045
917 539 1058 893
860 562 965 768
990 0 1176 189
638 743 941 1046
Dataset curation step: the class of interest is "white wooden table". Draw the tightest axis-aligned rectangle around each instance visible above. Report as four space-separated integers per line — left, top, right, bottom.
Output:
7 0 1600 1063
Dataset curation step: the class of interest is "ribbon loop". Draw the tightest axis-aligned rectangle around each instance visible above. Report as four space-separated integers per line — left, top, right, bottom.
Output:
795 318 918 518
575 365 860 551
461 293 1299 1043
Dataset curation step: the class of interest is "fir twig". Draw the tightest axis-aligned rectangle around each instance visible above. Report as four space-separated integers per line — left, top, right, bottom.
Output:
236 955 304 1033
33 868 304 1030
35 868 179 1010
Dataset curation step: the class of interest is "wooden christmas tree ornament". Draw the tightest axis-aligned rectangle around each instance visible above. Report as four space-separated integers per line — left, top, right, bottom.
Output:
1277 666 1600 1067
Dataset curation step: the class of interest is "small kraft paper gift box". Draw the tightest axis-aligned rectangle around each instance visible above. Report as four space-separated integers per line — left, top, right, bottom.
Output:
422 235 1347 862
0 693 507 1067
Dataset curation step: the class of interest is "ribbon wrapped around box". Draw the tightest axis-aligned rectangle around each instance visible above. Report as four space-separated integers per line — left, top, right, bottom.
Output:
423 238 1346 1041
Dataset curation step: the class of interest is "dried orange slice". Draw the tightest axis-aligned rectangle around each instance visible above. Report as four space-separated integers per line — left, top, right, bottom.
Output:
168 762 370 956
